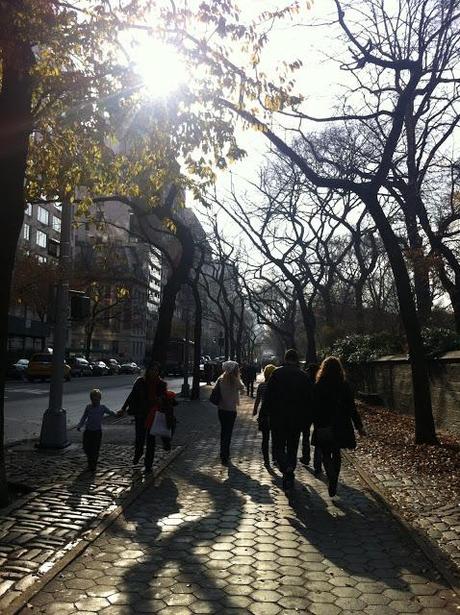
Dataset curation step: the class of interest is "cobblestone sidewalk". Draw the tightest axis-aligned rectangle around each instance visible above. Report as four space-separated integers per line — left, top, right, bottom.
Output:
0 416 179 612
20 397 460 614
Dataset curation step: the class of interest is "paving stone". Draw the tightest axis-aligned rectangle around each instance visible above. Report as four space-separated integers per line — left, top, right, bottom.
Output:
14 396 460 615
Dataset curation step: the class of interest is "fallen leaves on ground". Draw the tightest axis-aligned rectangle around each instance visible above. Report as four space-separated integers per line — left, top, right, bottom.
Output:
353 402 460 513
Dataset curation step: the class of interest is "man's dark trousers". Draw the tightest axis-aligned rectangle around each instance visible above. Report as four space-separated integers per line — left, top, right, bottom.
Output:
83 429 102 470
272 425 301 476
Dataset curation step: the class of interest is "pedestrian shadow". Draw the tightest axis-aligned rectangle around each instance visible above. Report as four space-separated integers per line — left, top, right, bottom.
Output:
224 463 273 504
286 476 454 595
109 467 257 614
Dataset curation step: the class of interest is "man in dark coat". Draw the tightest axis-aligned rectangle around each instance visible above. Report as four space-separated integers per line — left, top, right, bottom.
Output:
262 348 313 492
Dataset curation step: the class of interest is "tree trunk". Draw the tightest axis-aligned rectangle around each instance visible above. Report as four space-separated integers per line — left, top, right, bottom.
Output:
355 282 365 333
0 37 34 506
366 193 437 444
228 308 236 359
297 293 317 363
190 282 202 400
150 223 195 367
235 301 244 364
85 321 95 360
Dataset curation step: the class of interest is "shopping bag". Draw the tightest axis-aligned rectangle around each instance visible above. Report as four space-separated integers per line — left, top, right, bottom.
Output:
150 411 172 438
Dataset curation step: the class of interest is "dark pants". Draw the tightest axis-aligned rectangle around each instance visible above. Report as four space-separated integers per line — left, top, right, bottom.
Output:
321 446 342 493
83 429 102 470
135 415 172 467
261 427 275 464
246 381 255 397
272 427 300 477
218 409 236 462
134 415 147 462
301 422 322 471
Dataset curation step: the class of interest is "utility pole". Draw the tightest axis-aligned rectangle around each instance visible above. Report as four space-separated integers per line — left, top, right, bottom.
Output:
38 200 72 448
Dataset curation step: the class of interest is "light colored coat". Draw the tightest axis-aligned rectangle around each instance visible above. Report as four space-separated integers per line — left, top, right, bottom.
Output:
218 375 245 412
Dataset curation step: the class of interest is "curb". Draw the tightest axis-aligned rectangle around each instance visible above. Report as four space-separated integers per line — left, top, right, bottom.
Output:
4 445 185 615
344 451 460 597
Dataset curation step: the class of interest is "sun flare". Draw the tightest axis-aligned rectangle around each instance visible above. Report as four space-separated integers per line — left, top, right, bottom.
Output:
132 38 187 97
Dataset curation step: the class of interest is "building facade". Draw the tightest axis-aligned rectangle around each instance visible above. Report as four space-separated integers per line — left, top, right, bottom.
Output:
7 201 63 359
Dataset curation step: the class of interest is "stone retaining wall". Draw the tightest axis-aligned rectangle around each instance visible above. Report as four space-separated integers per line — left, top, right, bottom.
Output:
347 351 460 436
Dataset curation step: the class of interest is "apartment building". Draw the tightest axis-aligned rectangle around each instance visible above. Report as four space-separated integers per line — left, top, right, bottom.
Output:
7 202 63 358
70 200 163 364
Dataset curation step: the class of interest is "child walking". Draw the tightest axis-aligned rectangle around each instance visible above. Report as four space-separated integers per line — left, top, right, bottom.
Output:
77 389 116 471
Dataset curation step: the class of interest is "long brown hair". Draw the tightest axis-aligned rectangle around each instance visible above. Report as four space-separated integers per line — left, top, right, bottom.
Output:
316 356 346 386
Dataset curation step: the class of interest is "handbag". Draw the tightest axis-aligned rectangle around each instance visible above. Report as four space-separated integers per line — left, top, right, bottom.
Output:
209 380 221 406
150 411 172 438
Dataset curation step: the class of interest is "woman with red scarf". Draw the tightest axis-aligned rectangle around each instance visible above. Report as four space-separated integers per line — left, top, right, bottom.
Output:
121 362 171 473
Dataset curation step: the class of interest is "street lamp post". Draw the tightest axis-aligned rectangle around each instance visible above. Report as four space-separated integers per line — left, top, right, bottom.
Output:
38 200 71 448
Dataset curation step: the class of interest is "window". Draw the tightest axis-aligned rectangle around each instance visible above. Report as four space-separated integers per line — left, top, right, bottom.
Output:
37 206 49 225
48 239 60 257
52 216 61 232
36 230 47 248
23 224 30 241
37 255 47 264
25 203 32 216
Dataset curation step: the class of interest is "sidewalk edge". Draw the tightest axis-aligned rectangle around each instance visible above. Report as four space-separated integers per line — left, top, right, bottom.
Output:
4 445 185 615
344 451 460 597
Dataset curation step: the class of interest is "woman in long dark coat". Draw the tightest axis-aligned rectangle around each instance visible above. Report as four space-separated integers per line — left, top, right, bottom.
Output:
313 356 365 497
120 362 167 472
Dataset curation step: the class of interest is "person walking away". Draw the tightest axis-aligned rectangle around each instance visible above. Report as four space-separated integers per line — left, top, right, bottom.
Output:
212 360 245 465
300 363 322 475
143 389 177 473
263 349 312 492
247 362 257 397
313 356 366 497
240 363 250 396
120 362 166 466
204 361 213 385
253 363 277 466
77 388 116 471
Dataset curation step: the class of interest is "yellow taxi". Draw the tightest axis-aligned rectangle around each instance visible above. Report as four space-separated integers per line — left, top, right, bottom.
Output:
26 353 71 382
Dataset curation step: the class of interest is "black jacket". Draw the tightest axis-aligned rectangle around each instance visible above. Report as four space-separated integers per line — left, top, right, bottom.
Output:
312 380 363 449
262 363 312 431
122 377 167 417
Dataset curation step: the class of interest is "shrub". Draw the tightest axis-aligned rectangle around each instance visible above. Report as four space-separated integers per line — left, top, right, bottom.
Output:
421 327 460 357
323 333 403 363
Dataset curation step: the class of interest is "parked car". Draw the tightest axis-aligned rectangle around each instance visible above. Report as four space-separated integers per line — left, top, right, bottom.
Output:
26 353 71 382
103 358 120 375
7 359 29 379
90 360 110 376
119 362 141 374
69 357 93 377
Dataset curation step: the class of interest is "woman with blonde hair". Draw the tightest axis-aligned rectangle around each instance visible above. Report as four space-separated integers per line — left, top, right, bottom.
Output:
211 360 245 465
313 356 365 497
253 363 277 466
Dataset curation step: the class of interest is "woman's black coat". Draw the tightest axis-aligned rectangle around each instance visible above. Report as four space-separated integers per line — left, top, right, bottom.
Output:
122 377 167 418
312 380 363 449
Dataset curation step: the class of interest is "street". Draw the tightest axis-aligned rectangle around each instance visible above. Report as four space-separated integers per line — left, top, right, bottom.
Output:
4 374 192 445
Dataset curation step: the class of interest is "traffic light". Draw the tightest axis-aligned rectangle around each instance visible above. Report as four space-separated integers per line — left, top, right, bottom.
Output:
70 291 91 320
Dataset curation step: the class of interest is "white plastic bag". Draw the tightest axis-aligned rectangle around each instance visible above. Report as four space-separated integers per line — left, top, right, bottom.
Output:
150 411 171 438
